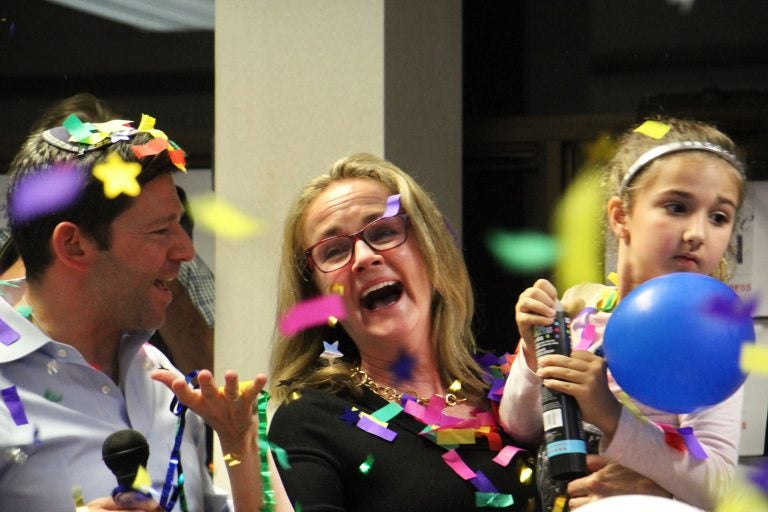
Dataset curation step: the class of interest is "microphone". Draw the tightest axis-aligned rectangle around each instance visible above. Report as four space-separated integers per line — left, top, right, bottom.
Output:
102 429 154 507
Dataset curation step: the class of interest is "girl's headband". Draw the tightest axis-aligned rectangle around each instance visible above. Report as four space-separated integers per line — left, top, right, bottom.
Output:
620 140 745 195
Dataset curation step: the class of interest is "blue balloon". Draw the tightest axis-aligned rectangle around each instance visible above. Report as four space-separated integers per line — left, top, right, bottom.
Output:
603 272 755 413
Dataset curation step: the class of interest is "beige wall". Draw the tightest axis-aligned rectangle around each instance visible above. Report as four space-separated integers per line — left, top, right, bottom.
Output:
214 0 461 487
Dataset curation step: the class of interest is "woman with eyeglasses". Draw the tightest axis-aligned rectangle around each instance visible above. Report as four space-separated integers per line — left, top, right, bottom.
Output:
266 153 538 511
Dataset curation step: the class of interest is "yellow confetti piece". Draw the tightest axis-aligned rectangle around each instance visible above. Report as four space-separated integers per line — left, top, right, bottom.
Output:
131 464 152 492
448 379 462 393
740 343 768 374
328 315 339 327
436 428 476 445
223 453 242 467
634 120 672 140
72 485 88 511
331 283 345 295
607 271 618 286
286 390 302 403
92 152 142 199
189 194 262 239
552 495 567 512
616 390 650 423
553 167 604 291
217 380 255 394
519 466 533 484
136 113 168 140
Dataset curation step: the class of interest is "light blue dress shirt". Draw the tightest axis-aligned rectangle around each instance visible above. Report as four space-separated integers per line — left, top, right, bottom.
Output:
0 281 228 511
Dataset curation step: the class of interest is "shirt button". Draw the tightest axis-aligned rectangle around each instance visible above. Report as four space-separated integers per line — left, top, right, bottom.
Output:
57 348 68 358
100 385 111 394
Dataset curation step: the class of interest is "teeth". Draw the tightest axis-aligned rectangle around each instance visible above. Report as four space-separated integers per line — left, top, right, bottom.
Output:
361 281 397 299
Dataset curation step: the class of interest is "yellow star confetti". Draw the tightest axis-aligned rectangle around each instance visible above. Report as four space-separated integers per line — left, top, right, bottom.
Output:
633 120 672 140
92 152 142 199
188 194 262 239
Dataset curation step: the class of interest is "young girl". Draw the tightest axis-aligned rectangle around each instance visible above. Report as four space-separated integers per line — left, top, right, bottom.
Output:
500 118 746 511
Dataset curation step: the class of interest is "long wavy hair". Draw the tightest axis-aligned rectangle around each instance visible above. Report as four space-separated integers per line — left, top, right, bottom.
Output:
269 153 490 405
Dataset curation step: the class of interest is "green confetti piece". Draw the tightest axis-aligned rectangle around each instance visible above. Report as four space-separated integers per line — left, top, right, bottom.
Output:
358 454 374 475
43 389 62 402
475 491 515 508
15 305 32 318
485 230 558 273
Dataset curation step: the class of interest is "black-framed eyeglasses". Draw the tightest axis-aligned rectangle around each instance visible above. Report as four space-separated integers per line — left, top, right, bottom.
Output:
304 213 409 273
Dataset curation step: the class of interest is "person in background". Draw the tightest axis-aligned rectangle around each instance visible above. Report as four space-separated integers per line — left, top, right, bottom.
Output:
502 118 746 510
0 92 215 376
0 114 229 510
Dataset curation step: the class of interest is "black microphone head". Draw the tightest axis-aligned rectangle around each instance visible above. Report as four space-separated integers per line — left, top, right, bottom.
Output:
102 429 150 490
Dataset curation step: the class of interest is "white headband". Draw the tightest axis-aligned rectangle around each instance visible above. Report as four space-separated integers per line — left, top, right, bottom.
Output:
620 140 745 195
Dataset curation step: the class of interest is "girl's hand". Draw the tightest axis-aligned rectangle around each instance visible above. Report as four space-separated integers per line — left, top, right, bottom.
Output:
151 369 267 453
515 279 558 369
536 350 622 437
566 455 672 508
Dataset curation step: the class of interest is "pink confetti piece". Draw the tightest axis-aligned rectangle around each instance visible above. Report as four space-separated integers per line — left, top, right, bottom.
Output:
9 165 85 223
442 449 477 480
279 294 346 336
1 386 29 425
0 318 20 346
423 396 446 425
574 323 596 351
492 445 525 467
356 415 397 442
403 399 426 421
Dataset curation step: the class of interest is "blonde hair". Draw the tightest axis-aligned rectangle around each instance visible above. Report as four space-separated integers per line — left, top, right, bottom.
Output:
604 117 746 281
269 153 489 405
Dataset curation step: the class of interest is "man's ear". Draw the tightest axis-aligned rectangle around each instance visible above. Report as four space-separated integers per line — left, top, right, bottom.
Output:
51 222 93 271
607 196 629 240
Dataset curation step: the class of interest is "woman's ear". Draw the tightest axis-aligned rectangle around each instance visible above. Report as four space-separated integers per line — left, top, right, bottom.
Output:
51 222 92 271
607 196 629 239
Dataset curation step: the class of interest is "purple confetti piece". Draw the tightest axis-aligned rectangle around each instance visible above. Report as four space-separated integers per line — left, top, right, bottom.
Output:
678 426 708 460
0 318 20 346
487 377 505 402
477 352 500 368
701 294 758 321
390 350 415 382
339 407 360 426
469 470 499 493
9 165 85 223
381 194 401 218
1 386 29 426
748 461 768 493
356 415 397 442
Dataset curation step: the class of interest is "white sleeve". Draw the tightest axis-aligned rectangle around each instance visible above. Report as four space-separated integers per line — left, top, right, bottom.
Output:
498 343 545 445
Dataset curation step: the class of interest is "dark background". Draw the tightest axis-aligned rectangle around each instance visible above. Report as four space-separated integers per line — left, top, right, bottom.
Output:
3 0 768 353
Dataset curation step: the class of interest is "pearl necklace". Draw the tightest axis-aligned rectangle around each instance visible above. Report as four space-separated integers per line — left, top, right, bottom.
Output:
350 366 466 407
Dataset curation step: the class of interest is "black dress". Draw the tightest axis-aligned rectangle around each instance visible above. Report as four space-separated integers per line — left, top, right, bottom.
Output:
268 387 540 511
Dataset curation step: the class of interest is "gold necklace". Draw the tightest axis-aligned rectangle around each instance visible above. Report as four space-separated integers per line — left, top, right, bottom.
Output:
350 366 466 407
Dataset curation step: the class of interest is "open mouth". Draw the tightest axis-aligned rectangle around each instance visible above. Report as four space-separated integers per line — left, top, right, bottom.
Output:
360 281 403 311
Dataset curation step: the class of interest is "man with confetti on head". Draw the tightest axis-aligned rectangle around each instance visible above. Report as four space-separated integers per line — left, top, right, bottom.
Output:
0 114 259 511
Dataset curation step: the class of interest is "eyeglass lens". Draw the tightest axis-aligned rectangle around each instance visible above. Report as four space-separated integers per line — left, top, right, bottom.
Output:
311 215 406 272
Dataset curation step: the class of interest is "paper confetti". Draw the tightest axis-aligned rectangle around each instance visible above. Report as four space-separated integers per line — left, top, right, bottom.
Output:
356 415 397 442
1 386 28 425
92 152 142 199
633 120 672 140
279 294 346 336
188 194 262 239
492 445 525 467
381 194 401 218
442 449 476 480
485 229 557 273
131 137 169 159
132 465 153 492
8 164 85 223
740 343 768 375
359 454 375 475
320 340 344 362
390 350 416 381
0 318 20 346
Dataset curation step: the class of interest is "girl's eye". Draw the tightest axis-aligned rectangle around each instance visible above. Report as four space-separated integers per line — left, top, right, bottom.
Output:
710 211 731 226
663 202 686 214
